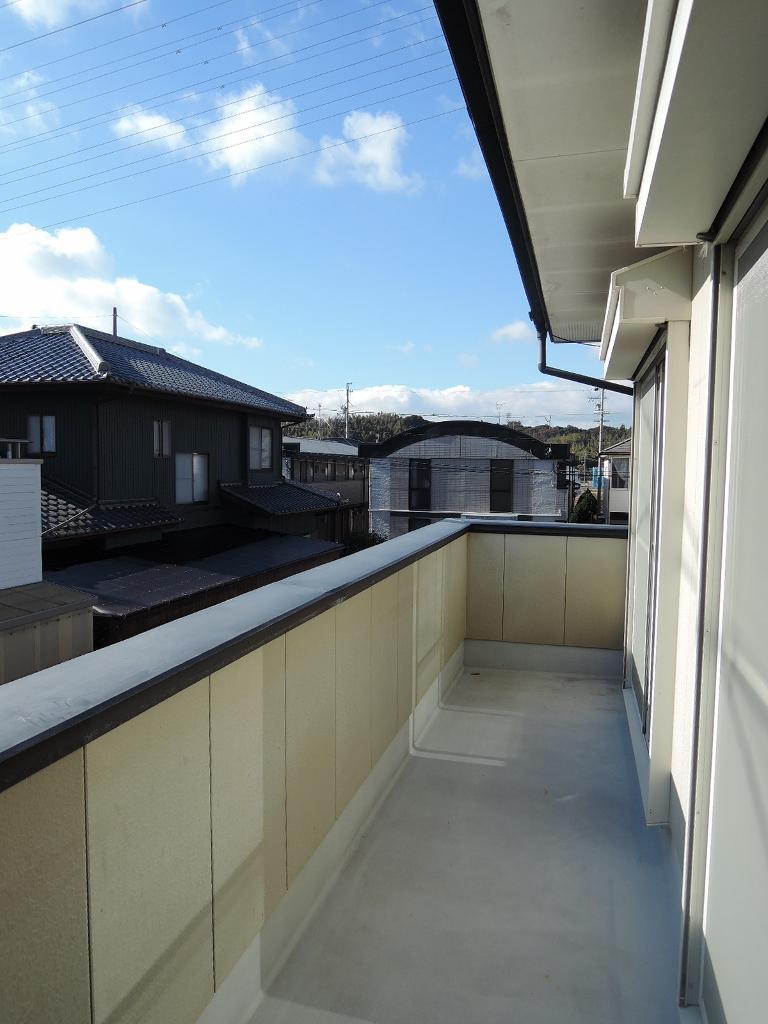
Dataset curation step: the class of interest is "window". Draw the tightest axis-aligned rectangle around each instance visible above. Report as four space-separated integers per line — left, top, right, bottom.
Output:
409 459 431 510
490 459 514 512
611 457 630 489
249 426 273 470
175 452 208 504
153 419 171 457
27 414 56 455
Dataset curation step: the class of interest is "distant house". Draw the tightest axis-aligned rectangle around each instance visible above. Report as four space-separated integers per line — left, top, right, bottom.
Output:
599 436 631 524
283 436 368 534
360 420 571 538
0 324 348 642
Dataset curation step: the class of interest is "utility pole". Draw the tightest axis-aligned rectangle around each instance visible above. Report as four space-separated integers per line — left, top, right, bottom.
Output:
588 388 607 518
112 306 117 337
345 382 352 439
496 401 503 424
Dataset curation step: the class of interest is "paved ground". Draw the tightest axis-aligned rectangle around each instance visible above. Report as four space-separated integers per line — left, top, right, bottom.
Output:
252 668 680 1024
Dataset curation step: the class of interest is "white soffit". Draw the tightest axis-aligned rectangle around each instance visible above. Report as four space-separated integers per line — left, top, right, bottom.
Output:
601 246 692 380
476 0 652 342
635 0 768 246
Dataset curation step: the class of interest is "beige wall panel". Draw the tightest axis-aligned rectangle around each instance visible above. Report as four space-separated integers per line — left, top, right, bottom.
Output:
503 534 566 645
443 536 468 664
210 650 264 985
285 610 335 884
86 681 213 1024
415 551 443 702
396 566 415 728
564 537 627 650
0 752 91 1024
262 636 287 919
467 533 504 640
370 575 399 764
335 592 373 816
416 550 442 664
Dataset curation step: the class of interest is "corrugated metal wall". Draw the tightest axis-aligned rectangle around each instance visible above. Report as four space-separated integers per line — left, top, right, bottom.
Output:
0 391 97 495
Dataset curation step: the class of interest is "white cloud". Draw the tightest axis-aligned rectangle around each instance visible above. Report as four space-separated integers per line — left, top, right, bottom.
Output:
11 0 107 28
0 223 263 350
0 71 58 140
491 320 535 343
112 107 187 150
315 111 422 193
286 382 632 427
456 148 485 181
202 84 306 179
458 352 479 368
386 341 415 355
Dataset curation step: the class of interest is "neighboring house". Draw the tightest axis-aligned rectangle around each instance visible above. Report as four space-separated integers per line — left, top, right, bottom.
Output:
599 436 631 523
0 323 349 546
283 436 368 535
360 420 571 538
0 324 347 641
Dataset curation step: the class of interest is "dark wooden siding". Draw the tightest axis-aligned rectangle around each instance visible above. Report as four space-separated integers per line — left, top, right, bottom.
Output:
97 393 284 530
0 388 96 495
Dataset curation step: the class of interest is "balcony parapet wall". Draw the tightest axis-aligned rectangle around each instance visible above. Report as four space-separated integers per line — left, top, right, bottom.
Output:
0 519 626 1024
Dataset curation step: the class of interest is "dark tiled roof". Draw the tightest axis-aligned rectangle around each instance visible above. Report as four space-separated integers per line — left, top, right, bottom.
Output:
42 481 181 540
220 480 344 515
0 324 306 419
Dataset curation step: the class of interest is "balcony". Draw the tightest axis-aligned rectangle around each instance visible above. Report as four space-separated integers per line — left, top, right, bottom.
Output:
0 519 678 1024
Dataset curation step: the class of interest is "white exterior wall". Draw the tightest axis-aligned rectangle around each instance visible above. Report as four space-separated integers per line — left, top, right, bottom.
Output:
0 461 42 590
368 435 566 537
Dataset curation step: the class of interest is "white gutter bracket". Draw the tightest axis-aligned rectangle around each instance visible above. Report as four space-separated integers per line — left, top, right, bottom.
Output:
600 246 692 381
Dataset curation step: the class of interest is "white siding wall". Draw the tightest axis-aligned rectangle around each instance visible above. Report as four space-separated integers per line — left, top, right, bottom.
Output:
0 462 42 589
368 435 566 537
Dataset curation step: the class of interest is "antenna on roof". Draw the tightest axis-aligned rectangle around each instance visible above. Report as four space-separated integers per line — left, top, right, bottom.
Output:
112 306 117 337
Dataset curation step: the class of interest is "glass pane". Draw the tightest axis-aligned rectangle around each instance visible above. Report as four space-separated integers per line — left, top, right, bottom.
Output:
27 415 40 454
193 453 208 502
42 416 55 452
153 420 161 457
175 453 193 504
162 420 171 457
261 428 272 468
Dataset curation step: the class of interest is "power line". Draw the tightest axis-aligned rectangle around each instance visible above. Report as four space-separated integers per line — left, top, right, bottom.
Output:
0 0 248 83
30 105 463 232
0 0 399 127
0 62 452 212
0 35 444 187
1 0 322 105
0 0 151 55
0 8 437 155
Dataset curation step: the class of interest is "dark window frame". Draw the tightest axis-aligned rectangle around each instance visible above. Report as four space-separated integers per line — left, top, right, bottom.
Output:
249 425 273 471
153 419 171 458
408 458 431 511
490 459 514 512
175 451 209 505
27 414 56 455
611 457 630 489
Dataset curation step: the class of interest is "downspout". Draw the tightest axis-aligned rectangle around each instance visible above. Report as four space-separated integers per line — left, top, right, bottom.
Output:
678 243 721 1007
537 328 633 397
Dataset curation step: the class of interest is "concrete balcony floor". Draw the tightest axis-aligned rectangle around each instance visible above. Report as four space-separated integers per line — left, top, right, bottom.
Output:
252 667 680 1024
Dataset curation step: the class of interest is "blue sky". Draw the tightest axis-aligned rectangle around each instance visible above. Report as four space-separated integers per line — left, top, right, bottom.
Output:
0 0 631 427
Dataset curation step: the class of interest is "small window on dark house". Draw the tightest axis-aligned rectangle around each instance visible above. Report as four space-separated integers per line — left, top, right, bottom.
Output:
409 459 431 510
176 453 209 504
611 457 630 489
490 459 514 512
249 426 273 470
27 415 56 455
153 419 171 457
